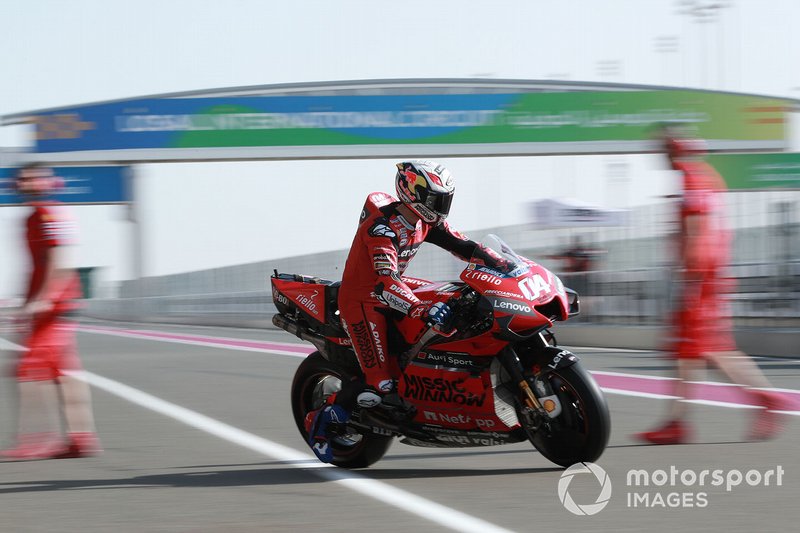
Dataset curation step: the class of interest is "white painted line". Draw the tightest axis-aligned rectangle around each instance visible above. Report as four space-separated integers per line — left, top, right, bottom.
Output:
600 387 677 400
600 388 800 416
77 327 308 358
686 380 740 387
680 399 761 410
593 370 678 381
0 337 25 351
565 345 651 353
66 369 516 533
753 356 800 364
72 326 800 407
12 325 798 420
754 386 800 395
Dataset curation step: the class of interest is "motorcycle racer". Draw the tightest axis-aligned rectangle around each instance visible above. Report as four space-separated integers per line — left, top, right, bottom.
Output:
305 160 505 462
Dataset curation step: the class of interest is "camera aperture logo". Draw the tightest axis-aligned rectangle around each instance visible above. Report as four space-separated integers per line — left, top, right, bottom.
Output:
558 462 613 516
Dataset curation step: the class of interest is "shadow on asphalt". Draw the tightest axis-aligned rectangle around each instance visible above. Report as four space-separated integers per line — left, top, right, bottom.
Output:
0 464 562 494
2 437 762 495
169 443 649 469
0 469 317 493
360 466 563 479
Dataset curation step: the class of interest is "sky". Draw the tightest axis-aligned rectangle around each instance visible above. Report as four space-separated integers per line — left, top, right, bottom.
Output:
1 0 799 297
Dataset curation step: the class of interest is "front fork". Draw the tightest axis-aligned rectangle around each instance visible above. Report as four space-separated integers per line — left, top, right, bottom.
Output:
499 342 576 420
498 346 544 411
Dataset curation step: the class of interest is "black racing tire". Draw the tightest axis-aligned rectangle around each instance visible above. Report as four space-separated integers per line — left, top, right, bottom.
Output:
526 363 610 467
291 351 393 468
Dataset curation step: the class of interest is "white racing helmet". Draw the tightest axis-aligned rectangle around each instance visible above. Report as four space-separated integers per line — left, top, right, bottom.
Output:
395 160 455 225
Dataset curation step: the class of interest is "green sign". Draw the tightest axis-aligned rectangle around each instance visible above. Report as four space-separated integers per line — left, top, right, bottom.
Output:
707 153 800 190
173 91 788 148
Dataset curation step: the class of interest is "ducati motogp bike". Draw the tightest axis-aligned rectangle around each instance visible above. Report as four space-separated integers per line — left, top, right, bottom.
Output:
271 235 610 468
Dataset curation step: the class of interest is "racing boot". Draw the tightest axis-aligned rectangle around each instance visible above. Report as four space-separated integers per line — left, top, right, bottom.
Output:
356 379 395 409
635 419 691 445
304 394 350 463
355 379 395 409
0 433 65 461
357 379 415 420
748 390 789 441
54 432 103 459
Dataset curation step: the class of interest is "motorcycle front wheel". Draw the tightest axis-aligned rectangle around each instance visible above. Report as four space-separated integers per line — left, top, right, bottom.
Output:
291 351 393 468
525 363 610 467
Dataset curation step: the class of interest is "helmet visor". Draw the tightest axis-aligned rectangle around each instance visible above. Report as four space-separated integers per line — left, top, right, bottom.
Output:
423 189 453 218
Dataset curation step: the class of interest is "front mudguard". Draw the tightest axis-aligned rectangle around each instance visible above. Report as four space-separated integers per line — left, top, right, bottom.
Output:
514 333 580 376
509 342 581 421
533 345 580 375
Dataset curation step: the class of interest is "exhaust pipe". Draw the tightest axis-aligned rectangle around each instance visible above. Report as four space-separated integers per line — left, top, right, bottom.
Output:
272 314 327 354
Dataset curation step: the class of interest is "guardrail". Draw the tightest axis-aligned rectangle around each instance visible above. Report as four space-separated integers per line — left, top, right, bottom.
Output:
81 261 799 356
84 262 800 329
559 262 800 327
83 291 278 329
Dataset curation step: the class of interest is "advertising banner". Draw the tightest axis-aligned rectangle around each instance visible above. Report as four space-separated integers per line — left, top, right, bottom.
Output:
26 90 787 154
706 153 800 190
0 166 130 205
531 198 629 227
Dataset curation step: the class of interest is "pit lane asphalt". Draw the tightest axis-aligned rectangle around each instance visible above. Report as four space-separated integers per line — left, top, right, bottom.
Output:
1 321 798 533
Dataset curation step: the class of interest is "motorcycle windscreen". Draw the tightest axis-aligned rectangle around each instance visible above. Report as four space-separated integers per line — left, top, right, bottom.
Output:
467 234 529 276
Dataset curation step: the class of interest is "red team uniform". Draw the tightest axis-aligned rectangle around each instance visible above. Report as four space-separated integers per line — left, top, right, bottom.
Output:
672 160 737 358
636 135 788 445
18 203 83 382
3 165 99 460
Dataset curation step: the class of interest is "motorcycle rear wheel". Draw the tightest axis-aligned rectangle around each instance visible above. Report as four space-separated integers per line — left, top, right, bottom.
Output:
525 363 610 467
291 351 393 468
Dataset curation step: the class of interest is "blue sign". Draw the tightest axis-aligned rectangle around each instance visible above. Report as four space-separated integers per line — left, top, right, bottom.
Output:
28 94 517 152
0 166 130 205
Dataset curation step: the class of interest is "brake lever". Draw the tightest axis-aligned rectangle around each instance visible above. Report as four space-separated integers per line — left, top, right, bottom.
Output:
431 323 458 338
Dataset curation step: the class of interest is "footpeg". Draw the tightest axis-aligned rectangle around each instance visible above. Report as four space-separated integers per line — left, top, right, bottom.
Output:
380 393 417 421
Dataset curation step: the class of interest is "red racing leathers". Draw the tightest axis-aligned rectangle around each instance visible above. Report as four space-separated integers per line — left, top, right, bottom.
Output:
672 160 736 358
338 192 484 392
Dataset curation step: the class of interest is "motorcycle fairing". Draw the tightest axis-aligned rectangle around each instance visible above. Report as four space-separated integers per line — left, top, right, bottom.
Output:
397 359 521 433
400 428 525 448
271 275 348 341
